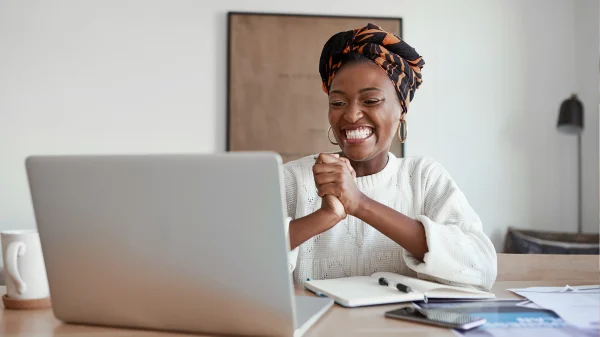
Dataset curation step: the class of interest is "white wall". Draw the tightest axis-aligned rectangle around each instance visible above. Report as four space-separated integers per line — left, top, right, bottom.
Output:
410 0 600 245
0 0 598 268
574 0 600 235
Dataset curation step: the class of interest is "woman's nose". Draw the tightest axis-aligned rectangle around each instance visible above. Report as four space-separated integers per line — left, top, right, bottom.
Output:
344 102 363 123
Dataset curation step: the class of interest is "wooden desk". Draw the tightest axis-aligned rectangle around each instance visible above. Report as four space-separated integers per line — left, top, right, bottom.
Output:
2 254 599 337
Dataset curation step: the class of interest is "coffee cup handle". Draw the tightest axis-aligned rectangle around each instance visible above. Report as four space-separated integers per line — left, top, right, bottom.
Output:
6 241 27 295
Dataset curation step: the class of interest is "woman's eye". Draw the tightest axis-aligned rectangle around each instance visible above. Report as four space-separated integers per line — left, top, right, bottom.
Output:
330 101 346 107
364 99 381 105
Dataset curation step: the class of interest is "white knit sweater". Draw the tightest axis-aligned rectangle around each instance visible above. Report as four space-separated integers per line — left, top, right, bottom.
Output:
284 152 497 291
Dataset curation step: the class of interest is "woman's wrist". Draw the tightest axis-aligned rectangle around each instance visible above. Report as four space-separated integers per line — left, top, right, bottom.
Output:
289 208 343 250
352 193 376 222
314 208 344 230
350 193 371 218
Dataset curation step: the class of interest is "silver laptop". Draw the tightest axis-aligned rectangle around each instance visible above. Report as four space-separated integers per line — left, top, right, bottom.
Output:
25 152 333 337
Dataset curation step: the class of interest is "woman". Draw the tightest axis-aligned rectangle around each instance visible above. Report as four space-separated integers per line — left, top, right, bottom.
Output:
284 24 497 291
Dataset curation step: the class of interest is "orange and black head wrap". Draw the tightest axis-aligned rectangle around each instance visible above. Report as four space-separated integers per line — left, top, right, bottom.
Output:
319 23 425 114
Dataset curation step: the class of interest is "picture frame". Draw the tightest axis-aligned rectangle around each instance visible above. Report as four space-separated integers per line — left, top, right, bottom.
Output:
226 12 404 163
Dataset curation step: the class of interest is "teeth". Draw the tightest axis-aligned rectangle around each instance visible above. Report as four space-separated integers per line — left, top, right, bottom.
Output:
345 127 373 140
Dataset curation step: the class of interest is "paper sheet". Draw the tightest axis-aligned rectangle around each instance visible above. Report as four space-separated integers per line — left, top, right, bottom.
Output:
509 285 600 330
516 300 543 309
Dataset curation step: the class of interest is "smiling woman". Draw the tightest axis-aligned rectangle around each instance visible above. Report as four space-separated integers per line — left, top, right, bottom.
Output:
327 57 401 175
284 23 498 291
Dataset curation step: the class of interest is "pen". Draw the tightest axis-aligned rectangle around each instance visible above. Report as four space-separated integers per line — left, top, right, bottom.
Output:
378 277 412 293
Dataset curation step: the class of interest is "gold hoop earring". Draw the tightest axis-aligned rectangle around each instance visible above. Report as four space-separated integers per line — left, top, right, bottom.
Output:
327 126 338 145
397 119 407 143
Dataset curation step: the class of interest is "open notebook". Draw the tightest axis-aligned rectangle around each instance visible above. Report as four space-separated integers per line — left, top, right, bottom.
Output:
304 272 494 307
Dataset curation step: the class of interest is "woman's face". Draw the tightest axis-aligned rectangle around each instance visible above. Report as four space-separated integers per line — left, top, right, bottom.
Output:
328 61 402 162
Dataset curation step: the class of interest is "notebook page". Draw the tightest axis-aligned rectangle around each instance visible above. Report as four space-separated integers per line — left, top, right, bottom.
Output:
371 272 442 292
304 275 424 307
370 272 493 298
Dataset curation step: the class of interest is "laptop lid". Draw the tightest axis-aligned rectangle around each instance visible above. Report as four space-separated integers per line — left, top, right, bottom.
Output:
26 152 298 336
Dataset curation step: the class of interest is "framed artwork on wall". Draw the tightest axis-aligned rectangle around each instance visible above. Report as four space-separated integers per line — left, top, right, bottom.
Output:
227 12 404 163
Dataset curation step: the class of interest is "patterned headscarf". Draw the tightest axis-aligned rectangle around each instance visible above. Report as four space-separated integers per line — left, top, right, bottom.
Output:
319 23 425 114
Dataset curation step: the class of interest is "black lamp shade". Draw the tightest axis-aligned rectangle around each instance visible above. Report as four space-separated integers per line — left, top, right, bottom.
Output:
557 94 584 134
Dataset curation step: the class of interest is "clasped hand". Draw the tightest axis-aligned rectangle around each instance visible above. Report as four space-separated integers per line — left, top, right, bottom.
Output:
313 153 365 220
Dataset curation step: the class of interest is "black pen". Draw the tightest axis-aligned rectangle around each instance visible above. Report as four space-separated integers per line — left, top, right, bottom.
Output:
378 277 412 293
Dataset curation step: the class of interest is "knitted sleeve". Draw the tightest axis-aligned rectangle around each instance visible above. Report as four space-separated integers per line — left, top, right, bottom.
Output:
402 159 497 291
283 164 300 273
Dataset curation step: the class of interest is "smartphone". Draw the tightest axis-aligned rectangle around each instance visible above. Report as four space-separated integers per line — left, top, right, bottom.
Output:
384 306 486 330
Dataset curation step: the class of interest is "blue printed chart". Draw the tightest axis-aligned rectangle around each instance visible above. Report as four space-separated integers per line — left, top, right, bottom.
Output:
416 300 598 337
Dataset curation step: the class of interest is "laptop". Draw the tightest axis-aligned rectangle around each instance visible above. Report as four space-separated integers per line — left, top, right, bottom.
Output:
25 152 334 337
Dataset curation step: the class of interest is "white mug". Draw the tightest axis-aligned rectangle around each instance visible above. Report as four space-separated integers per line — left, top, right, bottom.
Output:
1 230 50 300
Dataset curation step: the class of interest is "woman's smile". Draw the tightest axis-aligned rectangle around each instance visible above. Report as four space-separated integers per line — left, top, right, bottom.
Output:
340 125 375 144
